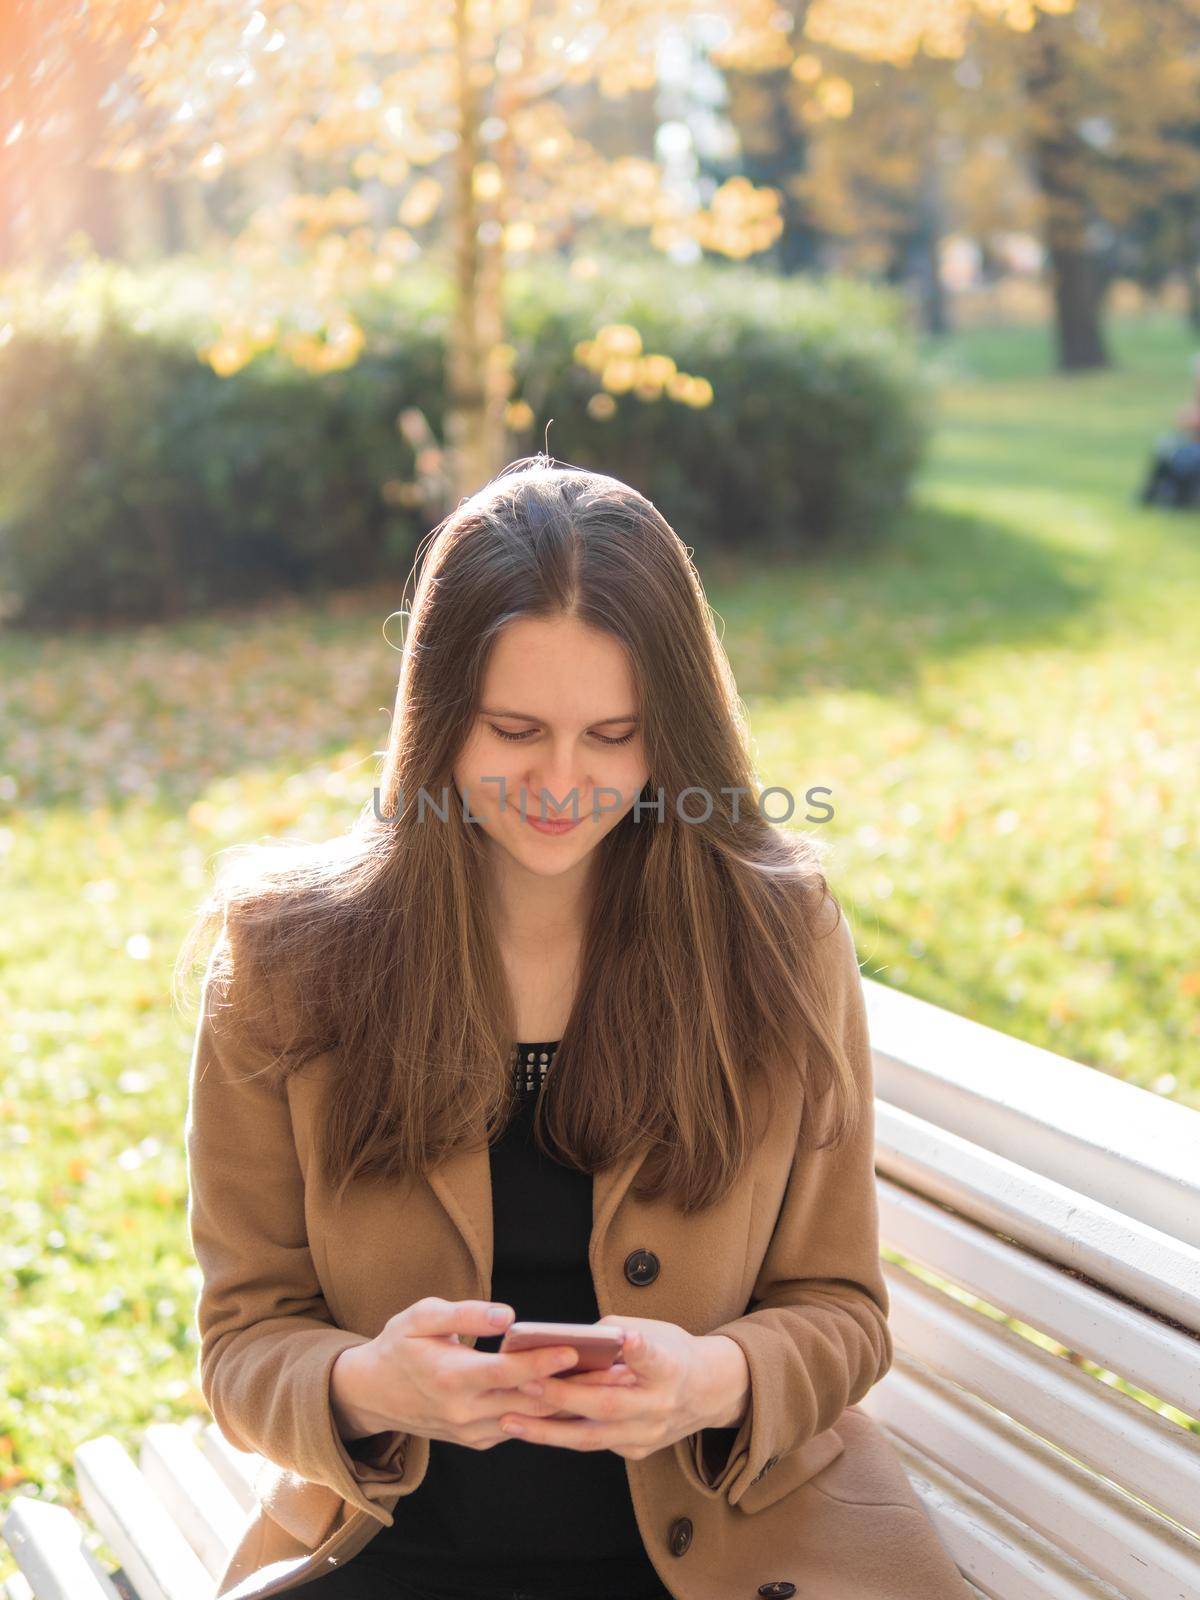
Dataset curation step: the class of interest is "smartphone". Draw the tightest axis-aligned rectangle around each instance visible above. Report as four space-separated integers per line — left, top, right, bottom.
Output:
498 1319 624 1375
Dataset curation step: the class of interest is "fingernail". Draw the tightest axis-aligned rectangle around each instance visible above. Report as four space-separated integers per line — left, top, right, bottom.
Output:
520 1380 543 1396
489 1306 511 1324
501 1418 525 1434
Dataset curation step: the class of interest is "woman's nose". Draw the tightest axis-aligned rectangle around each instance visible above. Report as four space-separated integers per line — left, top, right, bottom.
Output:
527 754 586 814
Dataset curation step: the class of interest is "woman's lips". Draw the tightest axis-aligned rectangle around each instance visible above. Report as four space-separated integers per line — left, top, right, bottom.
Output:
525 813 583 835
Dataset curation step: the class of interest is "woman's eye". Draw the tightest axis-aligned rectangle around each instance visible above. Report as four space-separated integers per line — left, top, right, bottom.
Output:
486 724 635 746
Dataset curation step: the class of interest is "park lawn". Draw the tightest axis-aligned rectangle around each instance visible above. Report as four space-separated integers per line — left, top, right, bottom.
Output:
1 309 1198 1565
724 310 1198 1107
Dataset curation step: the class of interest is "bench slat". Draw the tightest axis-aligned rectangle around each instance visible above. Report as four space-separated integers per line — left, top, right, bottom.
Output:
866 978 1200 1247
73 1436 213 1600
195 1425 260 1516
138 1424 251 1578
881 1260 1200 1535
875 1424 1129 1600
863 1351 1200 1600
875 1100 1200 1332
0 1498 123 1600
878 1176 1200 1420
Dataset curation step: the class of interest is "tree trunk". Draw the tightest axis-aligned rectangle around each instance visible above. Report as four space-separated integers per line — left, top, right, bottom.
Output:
71 32 124 257
1045 241 1108 368
915 155 950 337
1173 195 1200 333
444 0 492 508
721 63 823 277
1021 22 1110 371
1187 264 1200 335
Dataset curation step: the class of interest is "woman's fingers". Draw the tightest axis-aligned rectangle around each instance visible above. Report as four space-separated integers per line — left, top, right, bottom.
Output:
473 1344 580 1393
508 1363 637 1419
497 1403 647 1451
566 1362 639 1387
513 1371 639 1418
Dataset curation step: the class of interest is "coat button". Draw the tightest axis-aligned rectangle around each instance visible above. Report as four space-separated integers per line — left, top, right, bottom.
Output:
667 1516 693 1556
624 1248 660 1285
757 1585 796 1598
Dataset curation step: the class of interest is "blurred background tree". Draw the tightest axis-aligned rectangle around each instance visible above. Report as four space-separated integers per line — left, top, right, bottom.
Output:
12 0 1172 506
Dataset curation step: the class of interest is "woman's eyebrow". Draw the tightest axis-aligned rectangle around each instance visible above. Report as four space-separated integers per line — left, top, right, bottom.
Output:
480 707 641 727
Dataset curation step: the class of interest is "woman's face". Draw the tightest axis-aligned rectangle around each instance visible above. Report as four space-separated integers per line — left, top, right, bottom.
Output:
452 614 651 879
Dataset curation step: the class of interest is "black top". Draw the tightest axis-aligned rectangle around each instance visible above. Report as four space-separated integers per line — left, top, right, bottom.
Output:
352 1041 672 1600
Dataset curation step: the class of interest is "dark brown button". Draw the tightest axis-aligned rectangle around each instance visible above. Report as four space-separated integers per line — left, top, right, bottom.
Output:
668 1516 693 1557
624 1248 660 1286
758 1585 796 1598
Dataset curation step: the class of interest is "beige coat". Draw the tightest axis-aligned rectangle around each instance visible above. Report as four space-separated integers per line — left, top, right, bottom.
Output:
185 908 972 1600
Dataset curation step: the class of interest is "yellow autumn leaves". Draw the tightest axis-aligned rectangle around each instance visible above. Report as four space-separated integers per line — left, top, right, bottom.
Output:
575 324 714 410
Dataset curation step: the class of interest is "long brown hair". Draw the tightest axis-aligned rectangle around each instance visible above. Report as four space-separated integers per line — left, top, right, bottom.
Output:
175 455 865 1214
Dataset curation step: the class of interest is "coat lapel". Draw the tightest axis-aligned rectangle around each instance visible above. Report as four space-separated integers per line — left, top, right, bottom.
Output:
425 1138 649 1301
424 1143 494 1297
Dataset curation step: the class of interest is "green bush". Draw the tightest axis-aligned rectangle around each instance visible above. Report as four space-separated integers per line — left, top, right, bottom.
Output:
502 259 932 558
0 254 931 625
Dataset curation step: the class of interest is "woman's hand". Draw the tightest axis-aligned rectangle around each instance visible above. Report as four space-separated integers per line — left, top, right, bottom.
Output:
496 1313 750 1460
331 1297 638 1453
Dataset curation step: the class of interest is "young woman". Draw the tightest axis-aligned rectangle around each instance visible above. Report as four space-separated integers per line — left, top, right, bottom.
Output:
180 457 973 1600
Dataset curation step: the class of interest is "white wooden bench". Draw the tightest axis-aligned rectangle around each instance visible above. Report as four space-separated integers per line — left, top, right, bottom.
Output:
4 978 1199 1599
859 975 1200 1600
0 1415 260 1600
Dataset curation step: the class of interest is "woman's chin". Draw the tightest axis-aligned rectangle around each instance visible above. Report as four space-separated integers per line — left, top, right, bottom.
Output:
486 819 599 876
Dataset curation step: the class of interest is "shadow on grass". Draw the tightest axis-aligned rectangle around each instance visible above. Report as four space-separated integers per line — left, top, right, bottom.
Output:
708 499 1101 701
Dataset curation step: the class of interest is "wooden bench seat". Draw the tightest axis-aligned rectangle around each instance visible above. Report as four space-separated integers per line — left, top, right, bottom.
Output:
860 975 1200 1600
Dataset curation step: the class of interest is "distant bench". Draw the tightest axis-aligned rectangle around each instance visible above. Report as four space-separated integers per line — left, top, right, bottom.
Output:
3 978 1199 1599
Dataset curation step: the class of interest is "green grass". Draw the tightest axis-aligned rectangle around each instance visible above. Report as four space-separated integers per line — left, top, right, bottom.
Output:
715 312 1200 1109
2 310 1198 1562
